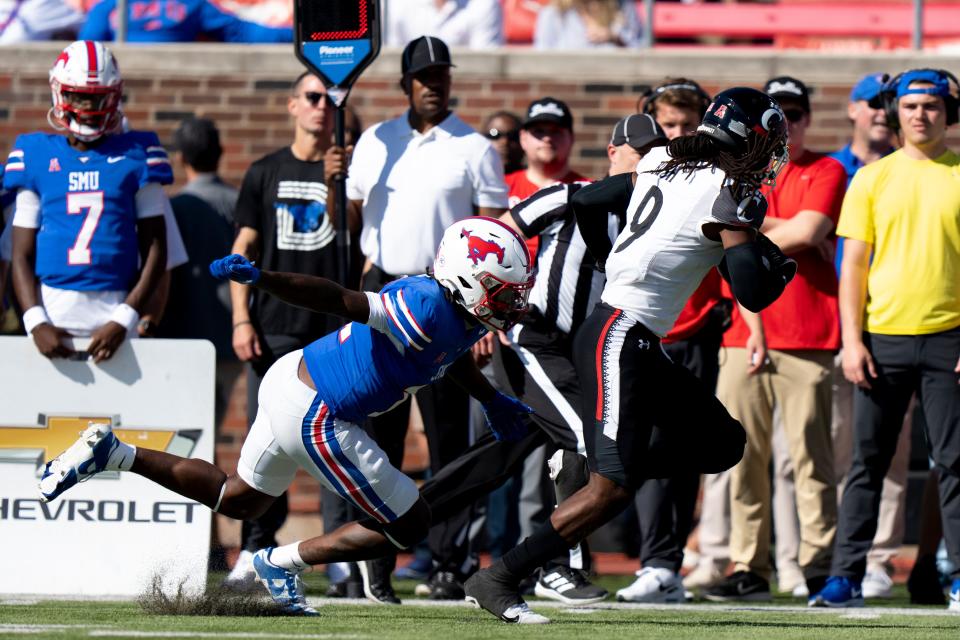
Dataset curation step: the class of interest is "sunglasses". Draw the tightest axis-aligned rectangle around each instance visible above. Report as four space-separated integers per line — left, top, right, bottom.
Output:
486 128 519 142
300 91 327 107
783 108 807 123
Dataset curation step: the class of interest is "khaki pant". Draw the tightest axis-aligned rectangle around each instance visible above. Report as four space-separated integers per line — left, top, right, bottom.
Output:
719 348 837 580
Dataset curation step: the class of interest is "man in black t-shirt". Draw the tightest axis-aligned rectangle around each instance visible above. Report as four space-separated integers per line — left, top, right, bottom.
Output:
224 71 347 589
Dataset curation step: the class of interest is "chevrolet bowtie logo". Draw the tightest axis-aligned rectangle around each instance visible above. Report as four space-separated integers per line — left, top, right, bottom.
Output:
0 414 200 471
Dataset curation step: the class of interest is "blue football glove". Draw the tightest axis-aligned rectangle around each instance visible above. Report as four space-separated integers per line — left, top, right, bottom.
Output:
481 391 534 442
209 254 261 285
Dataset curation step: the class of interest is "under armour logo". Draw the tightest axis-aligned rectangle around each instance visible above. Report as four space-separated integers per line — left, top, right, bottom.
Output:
638 339 650 350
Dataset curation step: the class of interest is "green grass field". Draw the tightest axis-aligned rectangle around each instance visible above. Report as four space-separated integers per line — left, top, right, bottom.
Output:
2 574 957 639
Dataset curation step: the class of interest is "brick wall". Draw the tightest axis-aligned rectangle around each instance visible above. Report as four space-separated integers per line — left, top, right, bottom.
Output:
3 44 959 533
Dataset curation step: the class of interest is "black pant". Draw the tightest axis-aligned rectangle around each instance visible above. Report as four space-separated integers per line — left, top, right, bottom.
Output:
634 315 724 572
240 333 306 552
573 303 745 489
833 328 960 580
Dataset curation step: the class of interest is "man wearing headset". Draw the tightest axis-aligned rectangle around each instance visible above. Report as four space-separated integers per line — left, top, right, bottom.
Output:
810 68 960 611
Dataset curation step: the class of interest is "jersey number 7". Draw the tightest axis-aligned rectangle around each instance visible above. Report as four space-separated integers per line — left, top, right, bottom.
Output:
66 191 104 265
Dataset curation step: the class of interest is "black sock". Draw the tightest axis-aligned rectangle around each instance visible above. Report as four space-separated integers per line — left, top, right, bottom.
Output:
500 521 570 582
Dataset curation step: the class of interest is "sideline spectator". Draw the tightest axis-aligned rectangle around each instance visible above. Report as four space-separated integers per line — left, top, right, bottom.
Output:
824 73 905 600
810 68 960 612
327 35 508 602
223 72 346 590
483 111 525 176
705 76 845 602
79 0 291 42
5 41 171 363
0 0 83 42
385 0 503 49
157 117 240 426
533 0 641 50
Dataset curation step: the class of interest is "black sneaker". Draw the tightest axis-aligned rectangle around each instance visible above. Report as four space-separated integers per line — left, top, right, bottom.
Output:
534 566 608 605
426 571 466 600
464 565 551 624
703 571 772 602
359 557 401 604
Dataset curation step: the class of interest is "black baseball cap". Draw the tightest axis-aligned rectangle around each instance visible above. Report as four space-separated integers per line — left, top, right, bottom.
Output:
764 76 811 112
610 113 667 151
522 97 573 130
401 36 455 77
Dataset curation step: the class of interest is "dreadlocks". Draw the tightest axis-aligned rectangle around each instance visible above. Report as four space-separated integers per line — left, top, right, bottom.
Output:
651 131 785 192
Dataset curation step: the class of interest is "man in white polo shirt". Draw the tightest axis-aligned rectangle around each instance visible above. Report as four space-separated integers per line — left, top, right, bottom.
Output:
326 35 509 603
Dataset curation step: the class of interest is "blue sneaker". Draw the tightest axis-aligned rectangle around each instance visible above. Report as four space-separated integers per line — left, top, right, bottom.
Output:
949 578 960 613
808 576 864 608
38 422 128 503
253 548 318 616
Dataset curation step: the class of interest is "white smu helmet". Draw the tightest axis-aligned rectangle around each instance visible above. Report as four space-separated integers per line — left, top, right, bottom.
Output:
48 40 124 142
433 217 534 331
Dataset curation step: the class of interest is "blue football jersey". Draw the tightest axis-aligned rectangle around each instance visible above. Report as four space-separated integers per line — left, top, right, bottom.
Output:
303 276 487 423
3 131 172 291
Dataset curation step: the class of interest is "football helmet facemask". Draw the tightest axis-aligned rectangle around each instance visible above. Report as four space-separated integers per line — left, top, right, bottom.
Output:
48 40 123 142
433 217 535 331
697 87 789 186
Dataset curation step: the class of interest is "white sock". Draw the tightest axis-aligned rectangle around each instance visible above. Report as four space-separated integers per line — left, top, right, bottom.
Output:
108 440 136 471
270 541 309 572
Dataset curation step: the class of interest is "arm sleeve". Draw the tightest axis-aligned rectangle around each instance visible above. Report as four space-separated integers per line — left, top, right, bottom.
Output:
835 169 873 244
471 143 509 209
510 183 576 238
12 189 41 229
135 182 166 220
376 284 438 352
721 241 791 312
78 0 115 40
571 172 634 266
233 162 265 231
200 0 291 42
799 158 847 226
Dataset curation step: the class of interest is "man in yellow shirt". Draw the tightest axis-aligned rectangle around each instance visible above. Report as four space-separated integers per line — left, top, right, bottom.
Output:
810 68 960 611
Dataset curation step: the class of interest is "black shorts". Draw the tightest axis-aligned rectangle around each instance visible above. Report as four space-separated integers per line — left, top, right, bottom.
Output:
572 303 746 489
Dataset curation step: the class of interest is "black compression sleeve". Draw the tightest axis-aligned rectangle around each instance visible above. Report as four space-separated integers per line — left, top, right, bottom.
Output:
722 242 788 312
571 172 634 268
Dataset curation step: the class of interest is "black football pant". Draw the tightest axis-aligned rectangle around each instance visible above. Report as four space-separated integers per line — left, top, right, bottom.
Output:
573 303 745 488
634 312 724 573
832 329 960 581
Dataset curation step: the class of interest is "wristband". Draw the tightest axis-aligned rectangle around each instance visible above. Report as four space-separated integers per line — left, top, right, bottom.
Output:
233 320 253 329
23 305 51 334
109 303 141 334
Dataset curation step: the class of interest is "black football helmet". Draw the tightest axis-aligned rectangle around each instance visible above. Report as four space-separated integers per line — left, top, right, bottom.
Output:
697 87 789 185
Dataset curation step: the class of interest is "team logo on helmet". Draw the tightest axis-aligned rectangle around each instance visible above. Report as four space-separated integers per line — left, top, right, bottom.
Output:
461 228 506 266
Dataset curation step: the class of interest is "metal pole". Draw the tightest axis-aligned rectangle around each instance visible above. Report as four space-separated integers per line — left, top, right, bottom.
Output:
116 0 128 43
333 104 350 286
913 0 923 51
642 0 655 49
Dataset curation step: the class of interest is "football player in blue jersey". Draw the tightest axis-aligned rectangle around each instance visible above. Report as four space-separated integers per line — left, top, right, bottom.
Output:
38 216 536 615
5 40 171 363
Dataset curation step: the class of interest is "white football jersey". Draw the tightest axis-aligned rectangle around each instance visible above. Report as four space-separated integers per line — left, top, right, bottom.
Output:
602 146 753 337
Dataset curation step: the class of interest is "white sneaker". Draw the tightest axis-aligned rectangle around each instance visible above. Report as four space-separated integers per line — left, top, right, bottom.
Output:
616 567 684 603
792 582 809 598
862 568 894 599
38 422 128 502
224 550 259 591
682 562 725 591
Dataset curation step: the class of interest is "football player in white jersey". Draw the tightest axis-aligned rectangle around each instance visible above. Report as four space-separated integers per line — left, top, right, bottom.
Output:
465 87 798 624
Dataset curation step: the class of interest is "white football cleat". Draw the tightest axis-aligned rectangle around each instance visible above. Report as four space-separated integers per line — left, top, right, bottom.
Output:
616 567 685 603
38 422 129 503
